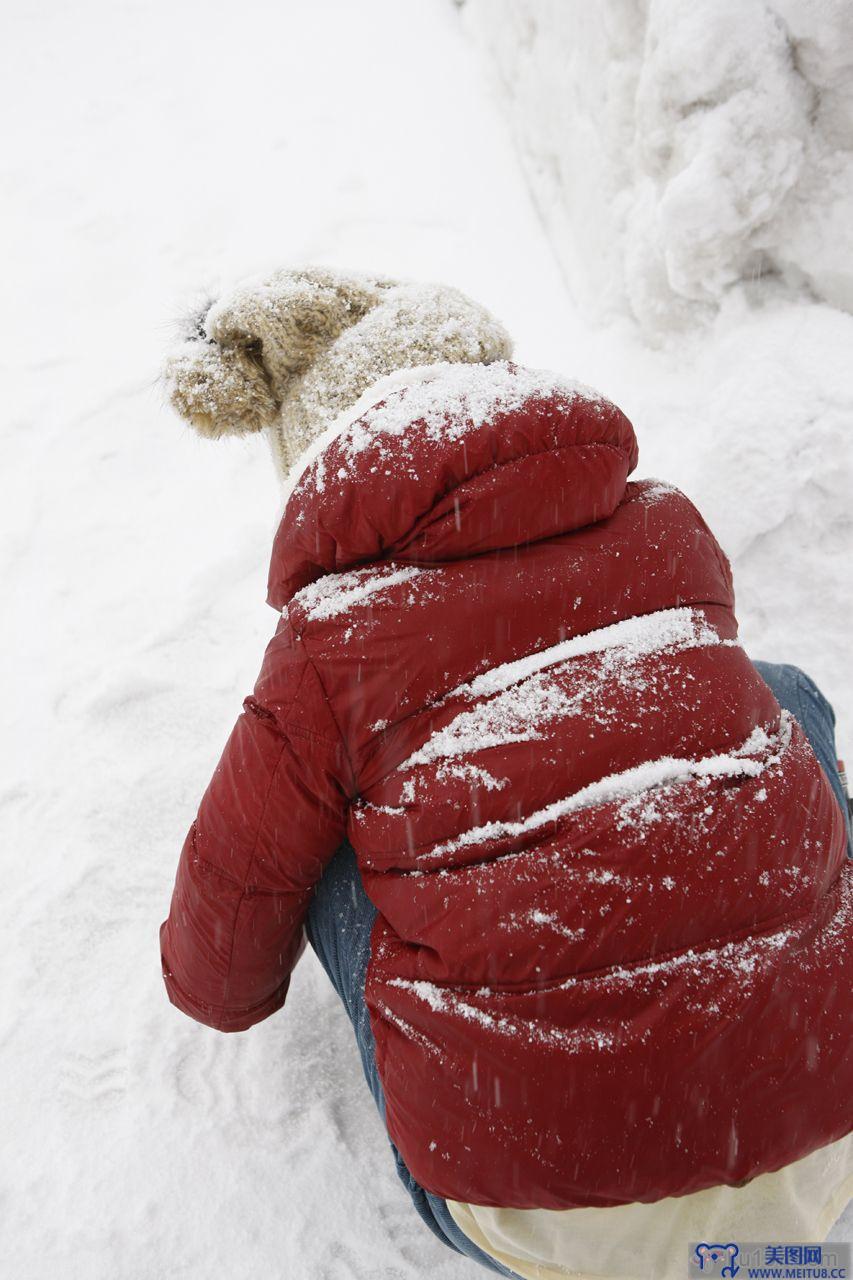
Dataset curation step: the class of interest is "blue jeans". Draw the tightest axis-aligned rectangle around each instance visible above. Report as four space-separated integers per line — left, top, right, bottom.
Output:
304 661 851 1276
304 847 523 1278
753 662 852 860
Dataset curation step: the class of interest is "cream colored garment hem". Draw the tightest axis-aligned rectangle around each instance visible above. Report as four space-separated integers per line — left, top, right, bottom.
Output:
446 1134 853 1280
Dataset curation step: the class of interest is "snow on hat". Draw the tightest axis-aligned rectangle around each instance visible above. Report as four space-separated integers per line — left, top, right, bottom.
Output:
164 266 512 479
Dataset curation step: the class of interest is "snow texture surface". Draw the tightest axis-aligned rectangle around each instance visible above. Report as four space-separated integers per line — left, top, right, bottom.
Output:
459 0 853 325
1 0 849 1274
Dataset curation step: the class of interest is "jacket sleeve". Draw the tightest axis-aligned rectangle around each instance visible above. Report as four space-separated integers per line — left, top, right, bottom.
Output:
159 613 352 1032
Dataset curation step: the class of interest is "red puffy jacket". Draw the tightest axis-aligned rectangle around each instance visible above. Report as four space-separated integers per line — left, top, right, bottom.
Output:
160 362 852 1210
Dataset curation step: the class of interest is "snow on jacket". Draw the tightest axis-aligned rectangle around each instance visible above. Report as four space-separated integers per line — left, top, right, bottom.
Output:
160 361 852 1210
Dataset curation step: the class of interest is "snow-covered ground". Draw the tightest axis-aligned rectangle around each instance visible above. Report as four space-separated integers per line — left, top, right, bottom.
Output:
0 1 849 1276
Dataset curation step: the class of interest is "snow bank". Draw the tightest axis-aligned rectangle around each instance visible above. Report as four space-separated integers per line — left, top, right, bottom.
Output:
458 0 853 328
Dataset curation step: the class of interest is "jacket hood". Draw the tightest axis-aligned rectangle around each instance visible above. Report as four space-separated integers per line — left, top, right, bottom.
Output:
267 361 639 610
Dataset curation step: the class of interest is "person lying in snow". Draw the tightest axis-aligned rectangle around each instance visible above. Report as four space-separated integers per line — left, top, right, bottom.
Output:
160 267 853 1280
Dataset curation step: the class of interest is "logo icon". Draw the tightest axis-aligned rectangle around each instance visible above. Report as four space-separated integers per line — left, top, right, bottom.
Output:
695 1243 741 1278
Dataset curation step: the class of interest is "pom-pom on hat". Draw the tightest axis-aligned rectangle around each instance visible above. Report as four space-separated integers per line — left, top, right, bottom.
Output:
164 266 512 479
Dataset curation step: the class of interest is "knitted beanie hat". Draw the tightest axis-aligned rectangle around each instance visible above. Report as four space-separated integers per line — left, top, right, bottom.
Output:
164 266 513 479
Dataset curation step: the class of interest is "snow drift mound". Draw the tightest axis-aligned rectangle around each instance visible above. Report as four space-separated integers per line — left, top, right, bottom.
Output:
458 0 853 329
